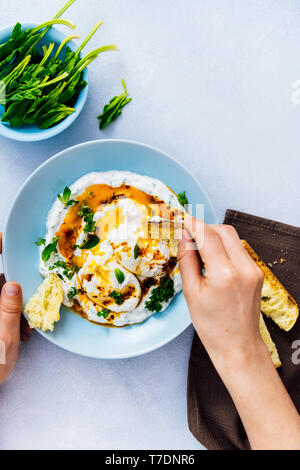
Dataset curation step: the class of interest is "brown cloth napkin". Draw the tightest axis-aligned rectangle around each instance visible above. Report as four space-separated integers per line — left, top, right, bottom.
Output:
187 210 300 450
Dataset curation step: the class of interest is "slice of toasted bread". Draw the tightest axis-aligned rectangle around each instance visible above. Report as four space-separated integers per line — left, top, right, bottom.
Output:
242 240 299 332
259 314 281 368
24 274 63 332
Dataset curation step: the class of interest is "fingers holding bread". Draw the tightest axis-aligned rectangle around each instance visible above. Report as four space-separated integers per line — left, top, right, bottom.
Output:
184 217 231 274
213 225 264 283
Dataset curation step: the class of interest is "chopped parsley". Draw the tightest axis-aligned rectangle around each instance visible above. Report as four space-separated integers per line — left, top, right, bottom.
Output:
41 236 60 263
49 260 79 280
145 277 175 312
97 309 110 319
35 238 46 246
110 290 125 305
67 287 78 300
78 203 96 233
177 191 189 206
57 186 78 208
134 244 140 259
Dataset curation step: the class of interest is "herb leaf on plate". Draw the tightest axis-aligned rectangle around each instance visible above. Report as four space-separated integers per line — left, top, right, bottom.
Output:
35 237 46 246
80 235 100 250
110 290 125 305
97 309 110 319
177 191 189 206
49 259 79 280
57 186 78 207
67 287 78 300
145 277 175 312
78 204 96 233
41 236 60 263
114 268 125 284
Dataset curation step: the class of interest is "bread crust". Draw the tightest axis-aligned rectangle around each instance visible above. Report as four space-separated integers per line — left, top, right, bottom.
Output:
259 314 281 368
242 240 299 332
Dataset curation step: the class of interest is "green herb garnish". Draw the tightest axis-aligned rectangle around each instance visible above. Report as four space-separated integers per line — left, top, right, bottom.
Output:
35 237 46 246
97 309 110 319
114 268 125 284
145 277 175 312
80 235 100 250
134 244 140 259
78 203 96 233
110 290 125 305
49 259 78 279
58 186 78 207
97 79 132 130
0 1 118 129
41 236 60 263
177 191 189 206
67 287 78 299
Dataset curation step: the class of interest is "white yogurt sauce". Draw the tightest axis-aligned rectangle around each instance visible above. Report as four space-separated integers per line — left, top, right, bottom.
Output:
39 171 185 326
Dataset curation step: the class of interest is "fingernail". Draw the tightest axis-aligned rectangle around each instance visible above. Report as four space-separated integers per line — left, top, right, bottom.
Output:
4 283 20 297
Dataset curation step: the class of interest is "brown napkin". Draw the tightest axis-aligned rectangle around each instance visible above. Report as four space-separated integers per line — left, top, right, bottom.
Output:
187 210 300 450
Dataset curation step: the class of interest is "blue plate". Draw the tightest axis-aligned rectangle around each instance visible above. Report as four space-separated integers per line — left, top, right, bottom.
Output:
3 140 217 359
0 23 88 142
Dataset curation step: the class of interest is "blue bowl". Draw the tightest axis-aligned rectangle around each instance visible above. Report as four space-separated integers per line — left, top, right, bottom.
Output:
0 23 88 142
3 140 217 359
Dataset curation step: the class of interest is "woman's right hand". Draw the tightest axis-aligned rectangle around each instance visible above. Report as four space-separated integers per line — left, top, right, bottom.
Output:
178 217 266 367
178 217 300 450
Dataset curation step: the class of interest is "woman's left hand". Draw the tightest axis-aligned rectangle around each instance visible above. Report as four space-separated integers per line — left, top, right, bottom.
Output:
0 233 32 386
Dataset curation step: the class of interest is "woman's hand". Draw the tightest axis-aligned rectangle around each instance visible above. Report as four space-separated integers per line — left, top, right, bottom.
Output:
178 217 265 367
178 217 300 450
0 280 23 385
0 233 32 386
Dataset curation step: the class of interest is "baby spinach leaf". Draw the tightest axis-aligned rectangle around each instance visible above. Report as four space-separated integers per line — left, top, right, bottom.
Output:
97 79 132 130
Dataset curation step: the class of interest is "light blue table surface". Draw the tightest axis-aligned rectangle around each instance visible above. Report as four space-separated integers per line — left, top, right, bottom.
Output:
1 0 300 450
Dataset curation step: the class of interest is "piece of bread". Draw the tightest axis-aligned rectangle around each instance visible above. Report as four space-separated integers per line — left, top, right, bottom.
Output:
242 240 299 332
24 274 63 332
259 314 281 368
